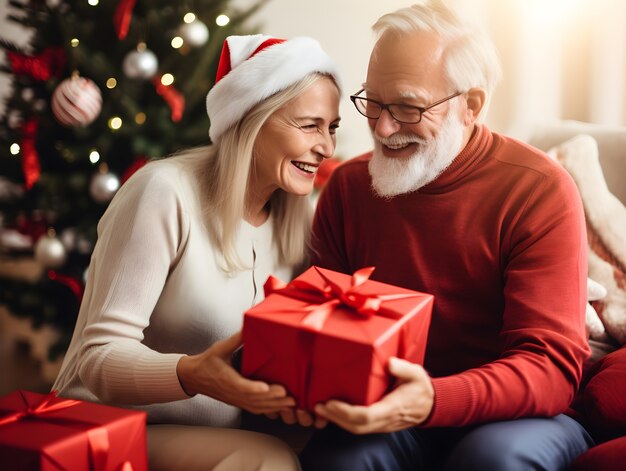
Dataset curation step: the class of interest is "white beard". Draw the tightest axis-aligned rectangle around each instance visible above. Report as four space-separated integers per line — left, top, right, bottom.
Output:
368 109 465 198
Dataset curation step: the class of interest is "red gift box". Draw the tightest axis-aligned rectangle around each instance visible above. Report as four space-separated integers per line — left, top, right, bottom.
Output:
242 266 434 411
0 390 147 470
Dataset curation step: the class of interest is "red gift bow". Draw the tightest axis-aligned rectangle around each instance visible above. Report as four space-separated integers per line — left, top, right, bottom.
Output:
264 266 416 331
6 47 65 81
0 390 132 471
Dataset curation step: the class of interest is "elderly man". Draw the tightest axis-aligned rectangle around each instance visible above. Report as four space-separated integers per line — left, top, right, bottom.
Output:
299 1 594 469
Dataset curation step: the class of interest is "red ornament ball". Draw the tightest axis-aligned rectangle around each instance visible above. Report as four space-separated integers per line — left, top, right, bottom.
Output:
51 76 102 127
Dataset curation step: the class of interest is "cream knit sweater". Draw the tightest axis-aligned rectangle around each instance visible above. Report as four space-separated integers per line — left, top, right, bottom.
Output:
52 157 292 427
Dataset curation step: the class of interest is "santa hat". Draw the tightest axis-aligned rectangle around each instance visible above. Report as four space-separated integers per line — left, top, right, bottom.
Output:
206 34 341 142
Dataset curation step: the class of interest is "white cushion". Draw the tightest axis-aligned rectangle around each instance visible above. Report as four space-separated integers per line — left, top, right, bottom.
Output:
528 120 626 205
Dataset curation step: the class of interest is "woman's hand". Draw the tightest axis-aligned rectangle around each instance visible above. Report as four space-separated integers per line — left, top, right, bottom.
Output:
176 331 296 415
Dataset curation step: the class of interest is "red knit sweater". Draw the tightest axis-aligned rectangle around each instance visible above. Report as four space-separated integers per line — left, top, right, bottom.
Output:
311 125 590 427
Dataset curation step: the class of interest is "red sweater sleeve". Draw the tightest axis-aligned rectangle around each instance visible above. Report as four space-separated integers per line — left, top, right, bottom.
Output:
426 165 589 426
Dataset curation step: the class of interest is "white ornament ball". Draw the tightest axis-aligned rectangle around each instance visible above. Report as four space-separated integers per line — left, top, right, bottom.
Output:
52 77 102 127
77 237 93 255
34 99 47 111
21 88 35 102
179 19 209 47
35 234 67 268
90 171 120 203
7 111 22 129
59 227 77 251
123 48 158 79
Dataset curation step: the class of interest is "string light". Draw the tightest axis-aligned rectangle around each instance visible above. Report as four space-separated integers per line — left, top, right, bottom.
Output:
171 36 184 49
161 73 174 86
106 78 117 89
135 112 146 125
70 38 80 47
108 116 122 130
184 12 196 23
88 0 99 5
10 143 20 155
89 149 100 163
216 14 230 26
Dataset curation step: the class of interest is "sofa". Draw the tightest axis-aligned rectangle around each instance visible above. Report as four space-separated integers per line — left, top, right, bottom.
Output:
527 120 626 470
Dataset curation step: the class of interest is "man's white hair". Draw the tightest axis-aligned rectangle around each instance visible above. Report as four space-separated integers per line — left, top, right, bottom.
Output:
372 0 502 119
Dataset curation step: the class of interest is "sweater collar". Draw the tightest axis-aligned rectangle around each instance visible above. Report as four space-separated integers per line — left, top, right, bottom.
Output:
418 124 493 193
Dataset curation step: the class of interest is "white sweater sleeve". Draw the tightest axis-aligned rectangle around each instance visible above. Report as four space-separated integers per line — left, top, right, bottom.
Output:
76 166 191 405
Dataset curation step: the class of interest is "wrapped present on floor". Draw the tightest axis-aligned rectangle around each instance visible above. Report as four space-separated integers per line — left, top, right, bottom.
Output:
242 266 434 412
0 390 147 470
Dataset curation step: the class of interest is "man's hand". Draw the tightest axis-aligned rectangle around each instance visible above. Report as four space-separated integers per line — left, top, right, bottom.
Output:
313 357 434 434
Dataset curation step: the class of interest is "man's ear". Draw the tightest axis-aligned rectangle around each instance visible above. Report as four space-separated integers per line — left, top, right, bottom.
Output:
461 88 487 125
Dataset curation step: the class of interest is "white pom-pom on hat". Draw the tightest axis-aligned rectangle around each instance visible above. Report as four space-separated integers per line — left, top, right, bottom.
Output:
206 34 341 142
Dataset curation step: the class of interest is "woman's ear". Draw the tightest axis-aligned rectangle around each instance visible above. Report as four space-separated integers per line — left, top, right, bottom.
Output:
461 87 487 125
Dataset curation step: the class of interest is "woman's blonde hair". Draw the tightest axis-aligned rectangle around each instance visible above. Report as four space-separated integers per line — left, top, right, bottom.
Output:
175 73 338 273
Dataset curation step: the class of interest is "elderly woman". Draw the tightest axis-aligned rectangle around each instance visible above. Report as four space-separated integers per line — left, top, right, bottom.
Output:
53 35 341 471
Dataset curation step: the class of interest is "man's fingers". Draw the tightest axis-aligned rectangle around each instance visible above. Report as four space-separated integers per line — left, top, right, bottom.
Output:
314 415 328 429
316 402 372 434
316 398 397 434
388 357 425 382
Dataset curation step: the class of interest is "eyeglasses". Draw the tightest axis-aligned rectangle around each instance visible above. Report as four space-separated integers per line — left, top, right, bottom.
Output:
349 89 463 124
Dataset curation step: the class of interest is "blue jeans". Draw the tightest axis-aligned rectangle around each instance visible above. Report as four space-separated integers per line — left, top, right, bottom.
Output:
299 414 594 471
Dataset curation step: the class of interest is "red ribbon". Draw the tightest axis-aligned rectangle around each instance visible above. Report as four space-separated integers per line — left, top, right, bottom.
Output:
152 78 185 122
264 266 413 331
20 118 40 190
48 269 84 301
6 47 66 81
113 0 137 40
0 391 114 470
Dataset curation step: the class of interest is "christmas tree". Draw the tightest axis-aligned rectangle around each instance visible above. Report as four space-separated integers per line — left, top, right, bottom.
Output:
0 0 267 360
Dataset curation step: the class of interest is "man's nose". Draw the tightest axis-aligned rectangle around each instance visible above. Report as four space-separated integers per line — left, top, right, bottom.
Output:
372 109 402 138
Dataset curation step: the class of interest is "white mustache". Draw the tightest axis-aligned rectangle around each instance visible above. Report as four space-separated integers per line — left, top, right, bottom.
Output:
376 134 427 147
